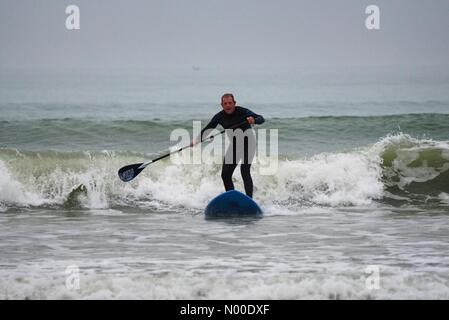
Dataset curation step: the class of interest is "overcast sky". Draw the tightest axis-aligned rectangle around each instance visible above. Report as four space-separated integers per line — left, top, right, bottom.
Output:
1 0 448 69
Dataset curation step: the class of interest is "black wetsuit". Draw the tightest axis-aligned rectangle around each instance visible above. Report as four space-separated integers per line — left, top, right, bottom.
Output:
200 106 265 198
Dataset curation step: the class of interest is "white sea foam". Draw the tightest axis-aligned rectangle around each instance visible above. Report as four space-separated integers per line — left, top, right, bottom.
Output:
1 264 448 300
0 160 45 208
0 152 383 211
0 133 447 212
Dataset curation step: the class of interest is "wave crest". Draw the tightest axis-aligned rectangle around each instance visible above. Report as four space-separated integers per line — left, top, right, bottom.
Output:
1 133 448 212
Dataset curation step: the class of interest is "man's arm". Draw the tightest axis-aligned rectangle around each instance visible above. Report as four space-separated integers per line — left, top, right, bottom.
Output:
190 115 220 146
200 115 220 139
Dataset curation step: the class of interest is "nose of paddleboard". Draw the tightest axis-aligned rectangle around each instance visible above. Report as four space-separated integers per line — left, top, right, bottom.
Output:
205 190 263 218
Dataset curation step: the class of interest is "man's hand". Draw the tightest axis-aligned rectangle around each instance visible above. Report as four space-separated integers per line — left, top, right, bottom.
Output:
247 116 255 124
189 139 199 147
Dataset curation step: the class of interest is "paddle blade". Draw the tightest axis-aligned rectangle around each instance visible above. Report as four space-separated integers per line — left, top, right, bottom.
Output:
118 163 145 182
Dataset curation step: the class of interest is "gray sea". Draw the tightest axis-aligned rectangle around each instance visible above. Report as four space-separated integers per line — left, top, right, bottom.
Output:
1 66 449 299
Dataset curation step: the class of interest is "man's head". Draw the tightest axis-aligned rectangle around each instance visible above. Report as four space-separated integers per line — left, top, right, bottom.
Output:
221 93 236 114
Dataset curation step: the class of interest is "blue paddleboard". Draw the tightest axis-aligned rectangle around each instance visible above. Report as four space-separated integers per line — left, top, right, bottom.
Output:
205 190 263 218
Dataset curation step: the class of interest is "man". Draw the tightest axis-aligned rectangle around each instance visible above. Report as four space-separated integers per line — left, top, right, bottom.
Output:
192 93 265 198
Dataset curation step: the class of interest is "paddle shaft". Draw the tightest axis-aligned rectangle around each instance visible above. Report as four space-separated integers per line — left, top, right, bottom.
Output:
138 120 249 170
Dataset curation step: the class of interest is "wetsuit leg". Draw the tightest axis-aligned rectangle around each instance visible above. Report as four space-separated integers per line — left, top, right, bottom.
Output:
222 137 237 191
221 163 238 191
240 164 253 198
241 133 256 198
222 131 256 197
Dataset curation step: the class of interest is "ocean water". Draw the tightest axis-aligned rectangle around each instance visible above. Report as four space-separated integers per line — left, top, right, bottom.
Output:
1 66 449 299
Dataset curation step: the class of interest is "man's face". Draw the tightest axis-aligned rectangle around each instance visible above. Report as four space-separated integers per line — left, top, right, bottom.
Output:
221 96 236 114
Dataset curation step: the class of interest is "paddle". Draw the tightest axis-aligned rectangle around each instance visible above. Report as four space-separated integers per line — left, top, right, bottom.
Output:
118 120 249 182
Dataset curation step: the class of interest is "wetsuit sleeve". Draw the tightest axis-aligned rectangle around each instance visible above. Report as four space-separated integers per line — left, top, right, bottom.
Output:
245 109 265 125
199 115 219 140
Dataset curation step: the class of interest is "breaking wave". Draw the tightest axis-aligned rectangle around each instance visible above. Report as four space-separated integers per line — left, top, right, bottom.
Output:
0 134 448 212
